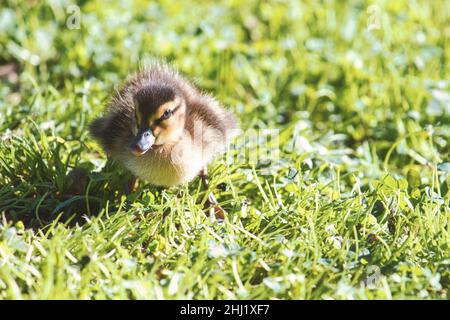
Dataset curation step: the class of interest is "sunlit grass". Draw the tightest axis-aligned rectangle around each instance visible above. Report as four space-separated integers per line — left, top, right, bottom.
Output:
0 0 448 299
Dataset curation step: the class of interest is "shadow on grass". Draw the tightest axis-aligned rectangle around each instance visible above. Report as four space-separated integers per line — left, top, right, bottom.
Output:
1 159 164 230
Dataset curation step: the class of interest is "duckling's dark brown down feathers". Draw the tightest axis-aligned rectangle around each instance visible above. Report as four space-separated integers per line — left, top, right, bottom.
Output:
91 65 236 155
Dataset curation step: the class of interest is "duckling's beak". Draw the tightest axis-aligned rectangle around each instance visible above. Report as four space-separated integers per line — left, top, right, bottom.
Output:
130 128 155 156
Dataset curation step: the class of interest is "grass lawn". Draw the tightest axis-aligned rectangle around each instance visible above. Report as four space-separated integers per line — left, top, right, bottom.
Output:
0 0 449 299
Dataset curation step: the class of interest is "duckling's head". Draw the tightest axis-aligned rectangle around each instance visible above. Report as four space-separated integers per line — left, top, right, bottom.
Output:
130 85 186 156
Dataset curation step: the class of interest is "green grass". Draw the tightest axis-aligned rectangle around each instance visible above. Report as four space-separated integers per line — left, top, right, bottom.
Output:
0 0 449 299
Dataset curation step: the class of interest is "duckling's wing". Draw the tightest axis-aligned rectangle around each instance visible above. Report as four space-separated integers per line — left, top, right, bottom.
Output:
89 108 134 156
189 95 239 140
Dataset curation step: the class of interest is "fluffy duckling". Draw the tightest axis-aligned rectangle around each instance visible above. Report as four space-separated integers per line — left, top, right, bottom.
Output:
90 63 238 216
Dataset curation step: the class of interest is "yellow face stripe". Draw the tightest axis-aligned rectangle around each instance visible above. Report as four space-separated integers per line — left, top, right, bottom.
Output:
148 97 181 126
135 110 142 126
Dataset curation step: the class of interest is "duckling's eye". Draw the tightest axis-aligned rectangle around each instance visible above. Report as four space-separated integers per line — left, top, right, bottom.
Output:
161 109 173 120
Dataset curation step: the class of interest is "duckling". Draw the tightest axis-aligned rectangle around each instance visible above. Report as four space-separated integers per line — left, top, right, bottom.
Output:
89 63 238 217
